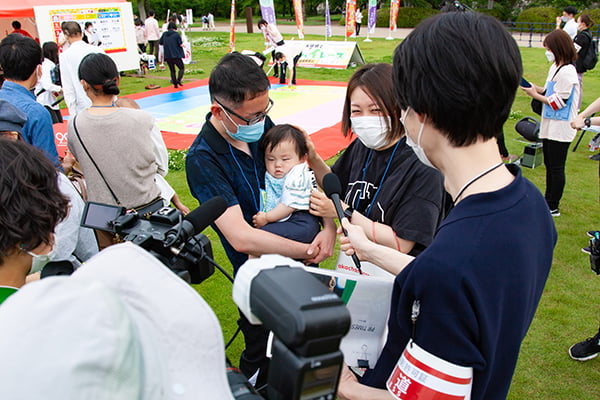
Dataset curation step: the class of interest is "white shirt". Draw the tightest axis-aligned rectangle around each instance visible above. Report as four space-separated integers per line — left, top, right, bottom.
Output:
145 16 160 41
563 18 578 39
539 63 580 142
35 58 61 110
59 40 104 115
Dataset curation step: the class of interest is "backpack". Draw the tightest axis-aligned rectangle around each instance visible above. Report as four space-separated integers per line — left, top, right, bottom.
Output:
50 64 61 86
582 31 598 71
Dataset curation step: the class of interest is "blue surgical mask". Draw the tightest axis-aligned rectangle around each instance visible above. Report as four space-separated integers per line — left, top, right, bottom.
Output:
220 112 266 143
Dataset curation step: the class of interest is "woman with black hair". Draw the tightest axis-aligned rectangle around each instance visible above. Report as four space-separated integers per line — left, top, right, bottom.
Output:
159 22 185 88
35 42 62 124
0 138 69 304
522 29 580 216
67 53 161 247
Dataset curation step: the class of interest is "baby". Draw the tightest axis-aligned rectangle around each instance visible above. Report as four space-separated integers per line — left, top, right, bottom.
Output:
252 124 320 244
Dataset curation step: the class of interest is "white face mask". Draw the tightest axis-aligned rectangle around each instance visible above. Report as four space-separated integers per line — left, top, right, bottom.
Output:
351 116 391 149
401 108 436 169
545 50 555 63
26 247 55 275
561 15 568 22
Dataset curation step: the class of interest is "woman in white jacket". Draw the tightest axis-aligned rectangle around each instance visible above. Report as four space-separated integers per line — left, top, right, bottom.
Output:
36 42 62 124
521 29 580 216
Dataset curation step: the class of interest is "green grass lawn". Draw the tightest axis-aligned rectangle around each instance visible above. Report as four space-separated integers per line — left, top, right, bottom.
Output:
119 30 600 399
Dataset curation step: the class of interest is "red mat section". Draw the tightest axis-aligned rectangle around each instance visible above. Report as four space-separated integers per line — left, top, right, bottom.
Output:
54 78 349 160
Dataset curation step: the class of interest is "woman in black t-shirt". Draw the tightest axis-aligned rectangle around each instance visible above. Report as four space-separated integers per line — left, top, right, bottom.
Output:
574 14 594 109
307 63 446 257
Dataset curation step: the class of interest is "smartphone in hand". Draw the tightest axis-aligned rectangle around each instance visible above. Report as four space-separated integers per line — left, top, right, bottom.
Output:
520 77 532 88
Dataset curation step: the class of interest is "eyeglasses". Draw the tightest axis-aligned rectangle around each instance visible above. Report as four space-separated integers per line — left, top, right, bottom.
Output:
215 98 274 126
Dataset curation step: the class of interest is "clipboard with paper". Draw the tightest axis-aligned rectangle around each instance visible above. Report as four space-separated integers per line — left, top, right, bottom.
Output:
303 259 394 369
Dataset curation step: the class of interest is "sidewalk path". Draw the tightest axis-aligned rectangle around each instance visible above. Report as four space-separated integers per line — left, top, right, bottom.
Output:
191 21 543 48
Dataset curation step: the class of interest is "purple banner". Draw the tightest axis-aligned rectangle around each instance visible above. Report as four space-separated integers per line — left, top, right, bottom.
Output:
259 0 277 25
368 0 377 34
325 0 332 37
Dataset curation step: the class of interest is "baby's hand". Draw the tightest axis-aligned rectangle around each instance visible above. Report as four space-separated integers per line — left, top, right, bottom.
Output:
253 211 268 228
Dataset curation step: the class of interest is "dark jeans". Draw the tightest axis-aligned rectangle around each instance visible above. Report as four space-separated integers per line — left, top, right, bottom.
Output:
238 312 270 390
137 43 147 53
542 138 571 210
147 40 159 59
165 58 184 85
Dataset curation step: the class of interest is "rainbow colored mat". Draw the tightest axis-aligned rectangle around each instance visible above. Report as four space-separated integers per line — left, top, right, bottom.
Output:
54 77 353 161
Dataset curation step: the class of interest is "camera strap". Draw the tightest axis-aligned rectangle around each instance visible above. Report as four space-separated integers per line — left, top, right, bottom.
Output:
72 115 122 205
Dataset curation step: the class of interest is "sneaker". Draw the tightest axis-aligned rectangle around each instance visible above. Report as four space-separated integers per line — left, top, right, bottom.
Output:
589 153 600 161
550 209 560 217
582 246 591 255
569 331 600 361
587 230 600 238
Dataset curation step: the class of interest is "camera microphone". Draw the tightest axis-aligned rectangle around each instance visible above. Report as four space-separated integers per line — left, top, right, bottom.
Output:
322 173 363 274
164 196 228 247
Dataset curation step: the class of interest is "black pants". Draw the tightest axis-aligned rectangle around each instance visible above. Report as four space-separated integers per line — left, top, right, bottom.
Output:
356 23 361 35
165 58 184 85
238 311 270 390
279 54 301 85
147 40 159 59
137 43 147 53
542 138 570 210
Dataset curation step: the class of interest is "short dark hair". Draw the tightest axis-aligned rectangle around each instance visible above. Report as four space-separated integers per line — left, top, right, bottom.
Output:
0 34 42 81
0 139 68 265
579 14 594 27
167 21 177 30
42 41 59 64
134 18 142 26
258 19 267 28
62 21 82 37
148 9 155 17
79 53 120 96
564 6 577 16
393 12 522 147
85 22 93 29
11 21 21 30
543 29 577 65
261 124 308 158
209 52 270 108
342 63 403 141
274 52 284 61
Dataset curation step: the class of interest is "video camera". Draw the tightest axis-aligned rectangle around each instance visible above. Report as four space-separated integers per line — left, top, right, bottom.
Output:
81 198 351 400
80 196 227 284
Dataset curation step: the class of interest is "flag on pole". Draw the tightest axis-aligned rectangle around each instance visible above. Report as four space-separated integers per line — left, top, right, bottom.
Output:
259 0 277 25
293 0 305 39
368 0 377 34
345 0 357 38
229 0 236 52
389 0 399 33
325 0 332 38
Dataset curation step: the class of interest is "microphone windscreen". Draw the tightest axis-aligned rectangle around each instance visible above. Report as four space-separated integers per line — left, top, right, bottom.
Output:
322 173 342 199
185 196 228 234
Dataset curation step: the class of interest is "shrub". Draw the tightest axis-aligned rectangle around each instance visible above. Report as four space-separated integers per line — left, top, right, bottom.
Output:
476 7 508 22
515 7 561 33
375 7 439 28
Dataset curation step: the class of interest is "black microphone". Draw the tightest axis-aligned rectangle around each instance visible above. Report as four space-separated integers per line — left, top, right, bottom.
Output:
322 173 363 274
164 196 228 247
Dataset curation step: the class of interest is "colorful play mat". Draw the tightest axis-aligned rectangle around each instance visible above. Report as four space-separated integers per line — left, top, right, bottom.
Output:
53 78 353 161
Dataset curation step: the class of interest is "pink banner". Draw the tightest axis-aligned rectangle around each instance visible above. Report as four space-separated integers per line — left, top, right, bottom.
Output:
345 0 356 38
293 0 304 39
389 0 399 32
229 0 236 52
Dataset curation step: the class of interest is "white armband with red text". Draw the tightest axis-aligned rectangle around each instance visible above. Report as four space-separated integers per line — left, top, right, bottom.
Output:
547 93 566 111
386 340 473 400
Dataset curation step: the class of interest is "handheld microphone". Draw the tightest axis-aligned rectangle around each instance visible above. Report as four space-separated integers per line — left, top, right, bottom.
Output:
164 196 228 247
322 173 363 274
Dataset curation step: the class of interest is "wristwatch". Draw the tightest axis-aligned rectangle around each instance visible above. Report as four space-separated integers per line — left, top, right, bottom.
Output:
343 206 354 221
585 117 592 127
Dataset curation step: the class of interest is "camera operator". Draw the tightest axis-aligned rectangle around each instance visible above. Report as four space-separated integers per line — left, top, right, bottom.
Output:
0 243 235 399
0 138 69 304
335 12 556 400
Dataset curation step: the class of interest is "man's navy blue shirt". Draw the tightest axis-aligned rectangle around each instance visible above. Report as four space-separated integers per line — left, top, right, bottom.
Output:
0 81 59 166
186 113 275 272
